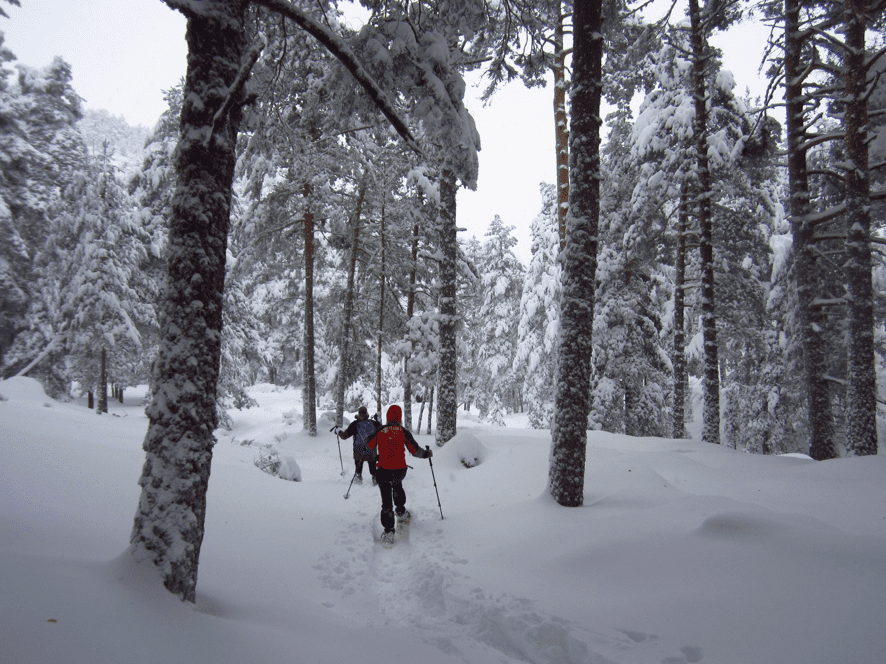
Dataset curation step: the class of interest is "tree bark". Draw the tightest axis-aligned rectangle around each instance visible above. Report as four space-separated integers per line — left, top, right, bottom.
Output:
376 194 387 415
334 177 367 428
549 0 603 507
672 188 688 438
427 382 435 435
97 346 108 414
131 0 422 604
843 0 878 456
784 0 836 460
132 0 246 603
435 170 458 446
302 183 317 436
402 215 420 431
688 0 720 445
553 2 570 250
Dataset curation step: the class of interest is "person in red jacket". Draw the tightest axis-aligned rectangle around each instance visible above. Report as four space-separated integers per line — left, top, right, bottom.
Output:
366 404 432 544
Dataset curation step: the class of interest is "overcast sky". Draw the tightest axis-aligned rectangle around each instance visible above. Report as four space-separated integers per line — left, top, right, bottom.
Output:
1 1 768 264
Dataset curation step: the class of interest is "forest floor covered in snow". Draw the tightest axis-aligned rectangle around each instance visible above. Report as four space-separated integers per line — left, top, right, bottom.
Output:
2 377 885 664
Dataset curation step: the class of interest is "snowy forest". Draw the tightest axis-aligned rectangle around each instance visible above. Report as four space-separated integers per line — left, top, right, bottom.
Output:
1 0 885 600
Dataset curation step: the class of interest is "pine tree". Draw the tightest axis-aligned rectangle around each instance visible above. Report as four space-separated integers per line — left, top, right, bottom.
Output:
593 108 672 437
470 216 525 423
60 144 150 407
348 1 485 445
515 184 561 429
781 0 838 459
840 0 879 456
131 0 419 602
630 12 756 446
0 47 84 370
132 0 254 603
549 0 603 507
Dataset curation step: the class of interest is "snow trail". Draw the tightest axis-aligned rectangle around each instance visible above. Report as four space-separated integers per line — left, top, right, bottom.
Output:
315 474 657 664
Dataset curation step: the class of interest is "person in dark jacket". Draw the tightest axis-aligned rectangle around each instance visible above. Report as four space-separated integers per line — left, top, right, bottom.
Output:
366 404 432 544
337 406 381 485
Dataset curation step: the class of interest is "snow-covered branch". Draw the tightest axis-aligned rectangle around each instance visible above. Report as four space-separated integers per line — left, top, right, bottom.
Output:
13 336 61 379
797 130 844 152
205 36 266 148
251 0 421 155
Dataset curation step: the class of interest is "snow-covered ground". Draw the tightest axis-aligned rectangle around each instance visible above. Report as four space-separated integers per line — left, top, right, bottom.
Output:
2 377 885 664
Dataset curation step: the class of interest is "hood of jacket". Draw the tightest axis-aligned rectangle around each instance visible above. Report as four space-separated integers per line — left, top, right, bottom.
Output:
386 404 402 425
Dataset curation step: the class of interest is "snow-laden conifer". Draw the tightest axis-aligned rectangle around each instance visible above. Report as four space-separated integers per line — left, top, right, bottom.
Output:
549 0 604 507
514 184 560 429
0 49 84 371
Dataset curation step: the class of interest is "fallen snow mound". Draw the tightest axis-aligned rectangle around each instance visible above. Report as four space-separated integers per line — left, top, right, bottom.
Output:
0 376 51 404
276 455 302 481
438 431 489 469
317 411 339 431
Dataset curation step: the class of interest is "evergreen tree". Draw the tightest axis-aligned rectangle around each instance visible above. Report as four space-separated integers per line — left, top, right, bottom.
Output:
480 215 526 425
0 46 84 369
594 108 672 437
838 0 880 456
631 15 754 446
771 0 839 459
515 184 561 429
131 0 418 602
469 216 524 423
132 0 256 603
348 0 486 445
59 145 150 406
549 0 604 507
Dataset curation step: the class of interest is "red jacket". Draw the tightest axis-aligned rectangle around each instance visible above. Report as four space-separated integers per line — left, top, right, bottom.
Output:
367 405 428 470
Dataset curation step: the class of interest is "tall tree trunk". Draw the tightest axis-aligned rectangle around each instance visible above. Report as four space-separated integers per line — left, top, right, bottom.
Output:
689 0 720 445
97 347 108 414
132 0 246 603
549 0 603 507
376 195 387 415
784 0 837 460
427 382 435 435
553 2 570 250
335 177 367 428
843 0 878 456
302 184 317 436
435 169 458 445
402 215 419 431
624 382 639 437
672 189 688 438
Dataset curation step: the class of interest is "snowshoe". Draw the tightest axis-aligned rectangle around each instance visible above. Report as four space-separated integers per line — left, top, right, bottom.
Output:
355 474 363 485
380 530 395 548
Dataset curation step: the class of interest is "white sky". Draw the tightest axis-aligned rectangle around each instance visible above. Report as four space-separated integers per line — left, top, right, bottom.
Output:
1 1 768 264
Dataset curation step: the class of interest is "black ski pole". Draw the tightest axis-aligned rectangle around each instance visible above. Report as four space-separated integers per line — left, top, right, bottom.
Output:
332 426 345 475
344 470 357 499
427 446 443 520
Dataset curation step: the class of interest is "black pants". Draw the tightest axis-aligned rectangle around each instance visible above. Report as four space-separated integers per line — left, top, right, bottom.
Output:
354 451 377 477
376 467 408 532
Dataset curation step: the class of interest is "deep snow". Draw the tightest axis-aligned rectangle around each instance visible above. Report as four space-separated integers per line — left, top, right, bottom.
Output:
1 377 885 664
